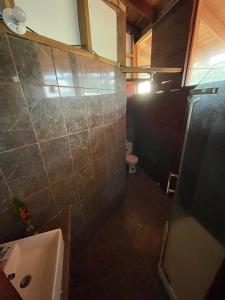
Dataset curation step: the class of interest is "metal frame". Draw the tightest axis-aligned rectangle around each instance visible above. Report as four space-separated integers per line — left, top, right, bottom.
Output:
157 221 177 300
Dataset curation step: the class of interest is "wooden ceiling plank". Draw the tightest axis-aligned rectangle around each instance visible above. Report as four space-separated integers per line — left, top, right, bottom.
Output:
202 4 225 46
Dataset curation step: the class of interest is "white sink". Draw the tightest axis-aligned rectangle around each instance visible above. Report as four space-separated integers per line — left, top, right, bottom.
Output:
0 229 64 300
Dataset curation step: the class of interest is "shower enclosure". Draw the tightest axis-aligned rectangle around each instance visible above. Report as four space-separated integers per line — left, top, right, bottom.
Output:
159 63 225 300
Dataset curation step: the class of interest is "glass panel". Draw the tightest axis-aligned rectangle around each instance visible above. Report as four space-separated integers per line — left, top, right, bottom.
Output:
176 62 225 244
126 57 132 79
186 0 225 86
136 32 152 79
126 32 132 55
162 62 225 300
15 0 80 46
88 0 117 61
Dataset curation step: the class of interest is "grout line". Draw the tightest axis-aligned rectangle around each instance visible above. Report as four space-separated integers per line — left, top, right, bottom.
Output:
0 146 117 203
24 185 50 201
0 207 12 215
2 36 35 205
1 35 126 221
23 86 59 212
0 167 14 212
76 51 84 88
87 87 97 196
0 120 124 155
5 34 19 82
23 169 81 203
102 116 111 189
0 142 39 155
0 81 20 85
58 93 77 174
9 39 59 214
0 169 12 196
0 80 118 91
20 85 51 186
51 46 81 205
99 61 103 91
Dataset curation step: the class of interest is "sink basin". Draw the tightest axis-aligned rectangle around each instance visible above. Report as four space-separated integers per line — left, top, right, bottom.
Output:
0 229 64 300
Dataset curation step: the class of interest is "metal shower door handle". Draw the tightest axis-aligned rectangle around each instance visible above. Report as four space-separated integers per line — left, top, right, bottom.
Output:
166 172 178 195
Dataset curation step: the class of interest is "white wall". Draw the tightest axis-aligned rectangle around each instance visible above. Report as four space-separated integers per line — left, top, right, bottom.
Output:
163 217 225 300
15 0 80 45
88 0 117 61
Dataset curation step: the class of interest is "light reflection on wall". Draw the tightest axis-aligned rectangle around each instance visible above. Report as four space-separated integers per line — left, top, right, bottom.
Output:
137 81 151 94
43 86 58 98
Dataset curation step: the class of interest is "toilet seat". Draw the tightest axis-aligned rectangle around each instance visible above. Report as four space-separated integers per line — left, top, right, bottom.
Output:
126 154 138 165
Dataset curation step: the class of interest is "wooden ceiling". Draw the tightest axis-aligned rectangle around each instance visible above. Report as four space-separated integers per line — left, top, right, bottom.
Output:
104 0 177 39
125 0 176 38
125 0 159 30
189 0 225 66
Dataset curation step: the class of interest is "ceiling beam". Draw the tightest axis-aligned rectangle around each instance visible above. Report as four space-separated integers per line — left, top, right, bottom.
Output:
124 0 154 21
126 78 152 82
120 67 183 73
103 0 126 12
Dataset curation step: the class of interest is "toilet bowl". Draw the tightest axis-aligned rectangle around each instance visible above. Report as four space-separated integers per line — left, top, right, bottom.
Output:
126 142 138 174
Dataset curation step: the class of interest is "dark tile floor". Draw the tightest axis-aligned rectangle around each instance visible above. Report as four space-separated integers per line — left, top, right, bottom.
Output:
70 168 171 300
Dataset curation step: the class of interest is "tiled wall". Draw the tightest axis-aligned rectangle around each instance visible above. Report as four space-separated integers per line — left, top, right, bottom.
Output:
0 33 126 244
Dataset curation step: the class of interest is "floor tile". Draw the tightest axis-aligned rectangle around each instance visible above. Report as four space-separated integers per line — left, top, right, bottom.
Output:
89 244 117 283
70 168 171 299
70 251 91 290
70 287 93 300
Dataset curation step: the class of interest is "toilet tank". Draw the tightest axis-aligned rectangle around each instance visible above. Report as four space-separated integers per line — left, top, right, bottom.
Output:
126 142 133 155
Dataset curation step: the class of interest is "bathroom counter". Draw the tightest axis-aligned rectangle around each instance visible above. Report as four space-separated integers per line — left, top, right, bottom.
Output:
39 206 72 300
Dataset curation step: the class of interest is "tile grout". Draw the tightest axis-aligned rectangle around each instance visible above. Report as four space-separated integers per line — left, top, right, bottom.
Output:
7 35 59 215
0 80 121 92
18 149 121 205
0 119 125 155
70 170 169 299
0 33 127 237
50 46 80 208
0 167 14 211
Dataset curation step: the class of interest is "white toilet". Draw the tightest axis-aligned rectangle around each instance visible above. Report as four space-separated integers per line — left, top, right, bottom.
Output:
126 141 138 174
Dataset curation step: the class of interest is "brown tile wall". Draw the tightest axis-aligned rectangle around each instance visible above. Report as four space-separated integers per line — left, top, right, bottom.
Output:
0 33 126 244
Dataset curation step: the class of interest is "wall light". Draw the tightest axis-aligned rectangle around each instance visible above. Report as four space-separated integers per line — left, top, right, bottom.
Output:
137 81 151 94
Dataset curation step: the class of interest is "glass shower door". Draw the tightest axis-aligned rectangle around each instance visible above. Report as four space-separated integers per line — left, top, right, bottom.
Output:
160 62 225 300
